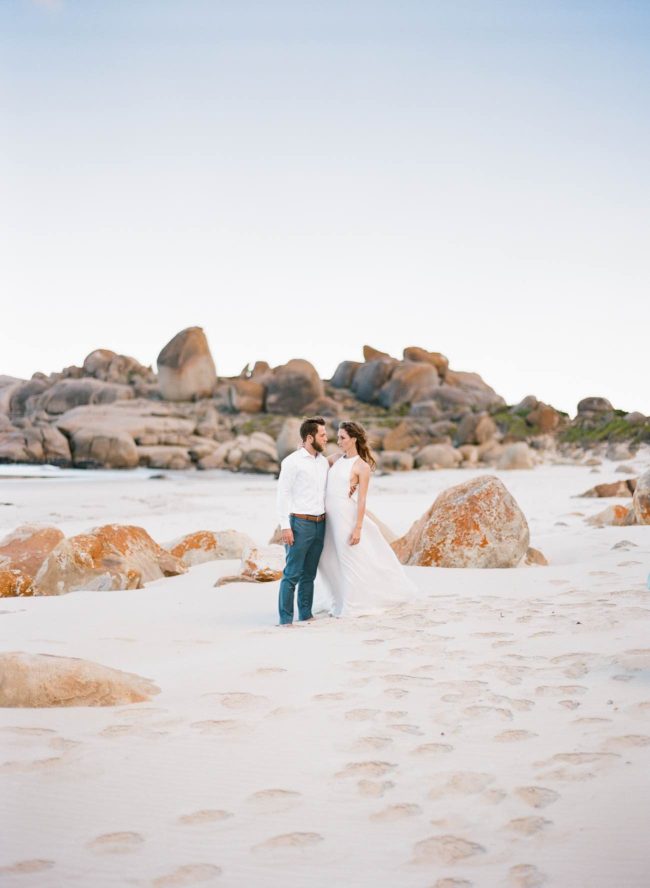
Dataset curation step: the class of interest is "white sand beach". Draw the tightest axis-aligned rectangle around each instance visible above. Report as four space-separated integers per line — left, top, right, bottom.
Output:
2 456 650 887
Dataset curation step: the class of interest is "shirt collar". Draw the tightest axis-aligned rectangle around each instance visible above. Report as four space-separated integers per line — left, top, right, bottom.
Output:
299 446 322 459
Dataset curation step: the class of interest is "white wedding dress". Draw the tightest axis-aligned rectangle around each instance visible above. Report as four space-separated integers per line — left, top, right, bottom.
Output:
314 454 417 617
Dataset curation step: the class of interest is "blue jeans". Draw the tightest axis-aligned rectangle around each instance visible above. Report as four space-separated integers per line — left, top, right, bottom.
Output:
278 516 325 624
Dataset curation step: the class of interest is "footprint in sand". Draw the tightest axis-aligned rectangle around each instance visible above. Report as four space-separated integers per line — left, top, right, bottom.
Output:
351 736 394 751
204 693 269 710
336 761 397 779
464 705 513 722
312 692 348 702
252 833 323 853
100 725 166 739
508 863 546 887
558 700 581 710
535 685 587 698
514 787 560 809
246 789 302 813
495 730 537 743
411 742 454 756
433 880 473 888
0 726 57 736
357 779 395 797
601 734 650 750
370 803 421 821
0 860 55 875
177 810 233 825
152 863 222 886
542 752 618 767
505 817 551 836
115 707 168 721
344 708 381 722
189 720 245 736
86 832 145 854
383 688 409 699
255 667 287 676
0 755 64 774
412 834 486 865
429 772 494 799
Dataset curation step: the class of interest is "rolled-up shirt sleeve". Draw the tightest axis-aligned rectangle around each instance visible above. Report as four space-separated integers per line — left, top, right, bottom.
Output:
276 457 294 529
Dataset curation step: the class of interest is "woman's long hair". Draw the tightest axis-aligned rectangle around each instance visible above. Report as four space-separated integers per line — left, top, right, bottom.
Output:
339 421 376 471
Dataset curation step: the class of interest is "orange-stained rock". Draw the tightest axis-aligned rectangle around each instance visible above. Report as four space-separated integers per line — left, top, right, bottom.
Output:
0 525 65 578
363 344 394 362
215 545 285 586
0 652 160 707
527 402 561 433
167 529 255 567
34 524 185 596
392 475 529 568
228 378 265 413
632 469 650 525
378 362 440 410
0 569 34 597
586 504 636 527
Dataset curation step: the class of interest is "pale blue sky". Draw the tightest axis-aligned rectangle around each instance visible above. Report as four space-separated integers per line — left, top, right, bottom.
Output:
2 1 649 413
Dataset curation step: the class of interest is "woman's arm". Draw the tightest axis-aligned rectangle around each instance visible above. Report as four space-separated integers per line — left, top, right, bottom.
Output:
328 452 342 467
349 462 371 545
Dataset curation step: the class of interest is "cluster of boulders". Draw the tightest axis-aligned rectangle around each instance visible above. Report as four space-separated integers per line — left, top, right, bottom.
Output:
1 327 647 474
0 523 254 597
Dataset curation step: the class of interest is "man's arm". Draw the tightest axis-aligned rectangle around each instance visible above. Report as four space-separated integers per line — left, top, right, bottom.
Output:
276 456 295 544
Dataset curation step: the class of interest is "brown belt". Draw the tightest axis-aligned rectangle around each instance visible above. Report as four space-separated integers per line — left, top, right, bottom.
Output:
291 513 326 523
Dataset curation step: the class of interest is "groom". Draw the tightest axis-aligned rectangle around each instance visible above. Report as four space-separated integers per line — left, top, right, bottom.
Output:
276 416 329 626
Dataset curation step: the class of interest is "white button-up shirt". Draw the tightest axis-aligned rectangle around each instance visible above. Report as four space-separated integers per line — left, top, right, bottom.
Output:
276 446 329 529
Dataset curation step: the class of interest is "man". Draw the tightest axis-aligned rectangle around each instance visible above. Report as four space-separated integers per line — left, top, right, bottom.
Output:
276 416 329 626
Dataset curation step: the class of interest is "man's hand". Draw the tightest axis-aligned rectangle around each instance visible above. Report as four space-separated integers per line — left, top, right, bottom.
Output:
282 528 294 546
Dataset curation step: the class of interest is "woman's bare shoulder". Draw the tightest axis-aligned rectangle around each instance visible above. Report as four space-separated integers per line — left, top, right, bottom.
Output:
356 458 371 475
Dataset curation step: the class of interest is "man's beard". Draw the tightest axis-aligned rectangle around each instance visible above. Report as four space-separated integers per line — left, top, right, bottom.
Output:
312 440 324 453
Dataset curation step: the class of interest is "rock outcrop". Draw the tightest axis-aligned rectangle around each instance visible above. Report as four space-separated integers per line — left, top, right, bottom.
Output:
0 652 160 707
392 476 530 568
0 525 65 577
264 359 323 415
215 544 285 586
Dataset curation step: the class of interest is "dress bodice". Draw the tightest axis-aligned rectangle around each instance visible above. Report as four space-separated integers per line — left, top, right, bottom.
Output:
327 455 359 502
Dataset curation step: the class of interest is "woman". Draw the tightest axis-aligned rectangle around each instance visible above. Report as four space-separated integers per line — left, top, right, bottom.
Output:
315 421 417 617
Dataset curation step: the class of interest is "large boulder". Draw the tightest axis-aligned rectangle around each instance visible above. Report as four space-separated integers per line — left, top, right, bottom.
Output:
441 370 505 411
409 401 443 420
383 419 432 452
378 362 439 410
239 432 279 474
632 469 650 524
527 402 561 433
0 426 30 462
227 379 265 413
70 428 139 469
363 345 393 362
330 361 362 389
276 418 303 461
264 359 324 415
157 327 217 401
402 347 449 378
0 569 34 598
215 544 285 586
83 349 155 385
577 397 614 415
56 401 197 447
0 525 65 578
34 524 185 596
496 442 535 470
137 445 192 470
456 412 497 446
578 479 636 498
0 652 160 707
7 378 51 416
37 379 134 415
414 443 462 469
351 360 396 404
586 504 636 527
379 450 415 472
166 530 255 567
392 475 530 568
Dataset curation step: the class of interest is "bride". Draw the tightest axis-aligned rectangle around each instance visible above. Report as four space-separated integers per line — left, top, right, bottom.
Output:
314 420 417 617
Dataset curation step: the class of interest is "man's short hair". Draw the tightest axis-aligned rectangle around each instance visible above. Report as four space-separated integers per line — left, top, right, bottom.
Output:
300 416 325 442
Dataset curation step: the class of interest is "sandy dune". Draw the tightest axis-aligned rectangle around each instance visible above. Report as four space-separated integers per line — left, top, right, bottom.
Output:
1 455 650 887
